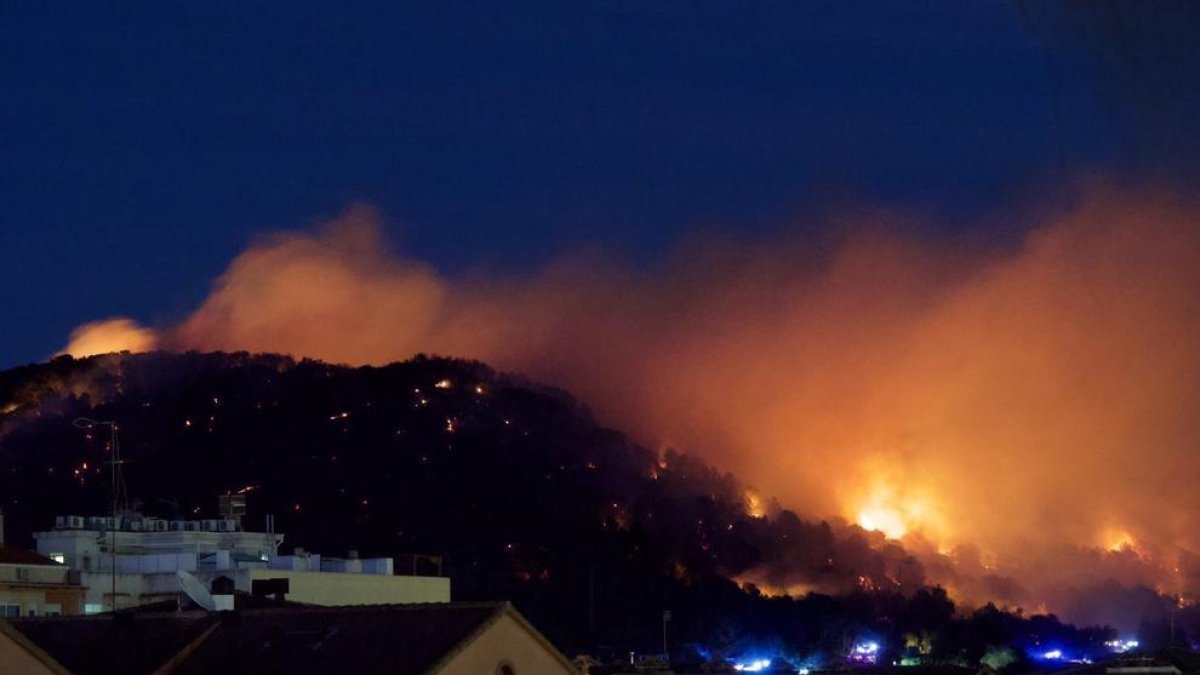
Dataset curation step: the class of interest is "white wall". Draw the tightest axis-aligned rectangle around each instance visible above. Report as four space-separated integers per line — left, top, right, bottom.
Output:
248 569 450 606
438 613 576 675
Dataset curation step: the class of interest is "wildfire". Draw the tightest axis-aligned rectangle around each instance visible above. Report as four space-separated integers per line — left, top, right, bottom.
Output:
745 491 767 519
1103 528 1137 553
857 504 909 540
57 190 1200 622
848 466 943 542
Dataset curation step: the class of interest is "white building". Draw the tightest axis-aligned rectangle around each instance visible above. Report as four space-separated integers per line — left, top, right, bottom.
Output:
34 514 449 612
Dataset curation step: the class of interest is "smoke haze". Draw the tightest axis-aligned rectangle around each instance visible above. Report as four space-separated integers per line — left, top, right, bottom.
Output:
60 317 160 359
64 187 1200 623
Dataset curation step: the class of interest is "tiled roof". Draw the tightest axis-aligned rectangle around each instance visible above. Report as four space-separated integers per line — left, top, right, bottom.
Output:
8 602 520 675
9 612 216 675
0 544 58 566
173 602 508 675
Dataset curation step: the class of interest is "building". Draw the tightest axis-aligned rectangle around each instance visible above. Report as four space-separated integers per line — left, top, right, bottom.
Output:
0 602 579 675
0 511 85 618
34 514 448 612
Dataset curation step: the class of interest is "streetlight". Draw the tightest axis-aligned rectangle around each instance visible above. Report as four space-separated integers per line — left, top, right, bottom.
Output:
72 418 126 612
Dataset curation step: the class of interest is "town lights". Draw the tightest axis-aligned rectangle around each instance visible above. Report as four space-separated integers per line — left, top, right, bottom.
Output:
1105 639 1140 653
848 641 880 665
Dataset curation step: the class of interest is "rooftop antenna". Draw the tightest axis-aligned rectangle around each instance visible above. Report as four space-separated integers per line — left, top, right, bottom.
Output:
176 570 216 611
218 491 247 530
73 417 127 611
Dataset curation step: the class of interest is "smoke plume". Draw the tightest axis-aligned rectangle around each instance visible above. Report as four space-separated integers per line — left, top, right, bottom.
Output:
74 187 1200 623
60 317 159 359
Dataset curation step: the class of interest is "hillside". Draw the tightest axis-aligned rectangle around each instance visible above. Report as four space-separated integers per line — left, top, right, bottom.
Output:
0 351 1110 663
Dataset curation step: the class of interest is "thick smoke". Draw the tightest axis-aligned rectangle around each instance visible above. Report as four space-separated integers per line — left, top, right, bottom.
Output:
60 317 159 358
74 188 1200 625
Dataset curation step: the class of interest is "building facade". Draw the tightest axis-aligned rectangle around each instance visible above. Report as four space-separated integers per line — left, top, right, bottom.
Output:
34 514 448 611
0 545 85 618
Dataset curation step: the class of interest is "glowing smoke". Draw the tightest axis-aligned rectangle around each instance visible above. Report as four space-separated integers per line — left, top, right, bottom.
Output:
69 188 1200 620
60 317 159 358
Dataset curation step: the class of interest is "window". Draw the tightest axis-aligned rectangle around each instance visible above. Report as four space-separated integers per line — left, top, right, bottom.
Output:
15 567 29 582
84 603 103 615
49 552 65 564
44 604 61 617
0 604 20 618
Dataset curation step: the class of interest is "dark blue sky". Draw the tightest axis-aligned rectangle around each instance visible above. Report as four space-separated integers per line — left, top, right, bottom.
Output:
2 1 1197 368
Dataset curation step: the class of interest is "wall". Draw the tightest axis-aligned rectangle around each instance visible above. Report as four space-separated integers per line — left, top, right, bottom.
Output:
0 564 84 616
77 570 180 611
247 569 450 605
0 564 71 586
0 623 62 675
439 613 576 675
35 528 281 570
0 587 83 617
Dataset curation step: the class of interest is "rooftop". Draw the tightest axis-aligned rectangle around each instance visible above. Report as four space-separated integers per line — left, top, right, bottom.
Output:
7 602 521 675
0 544 60 566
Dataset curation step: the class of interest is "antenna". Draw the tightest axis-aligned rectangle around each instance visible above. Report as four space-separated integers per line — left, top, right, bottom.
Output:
176 570 216 611
73 417 127 611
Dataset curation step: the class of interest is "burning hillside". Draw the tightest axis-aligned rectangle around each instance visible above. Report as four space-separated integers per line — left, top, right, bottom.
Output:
0 351 973 653
52 185 1200 628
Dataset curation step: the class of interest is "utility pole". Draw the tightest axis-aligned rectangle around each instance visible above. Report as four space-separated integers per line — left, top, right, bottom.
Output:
588 564 596 634
74 418 125 611
1171 603 1177 645
662 610 671 661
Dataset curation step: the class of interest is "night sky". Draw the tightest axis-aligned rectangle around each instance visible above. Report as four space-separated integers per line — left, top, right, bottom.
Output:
2 1 1197 368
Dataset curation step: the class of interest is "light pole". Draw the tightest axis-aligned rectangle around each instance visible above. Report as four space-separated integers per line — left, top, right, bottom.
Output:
73 418 125 612
662 610 671 662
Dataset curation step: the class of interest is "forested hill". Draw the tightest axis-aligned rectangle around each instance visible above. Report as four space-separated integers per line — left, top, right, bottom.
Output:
0 352 1108 663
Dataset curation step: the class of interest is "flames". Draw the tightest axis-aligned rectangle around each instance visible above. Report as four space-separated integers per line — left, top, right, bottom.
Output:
1104 529 1138 554
59 187 1200 624
848 460 947 543
857 505 909 540
745 491 767 519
